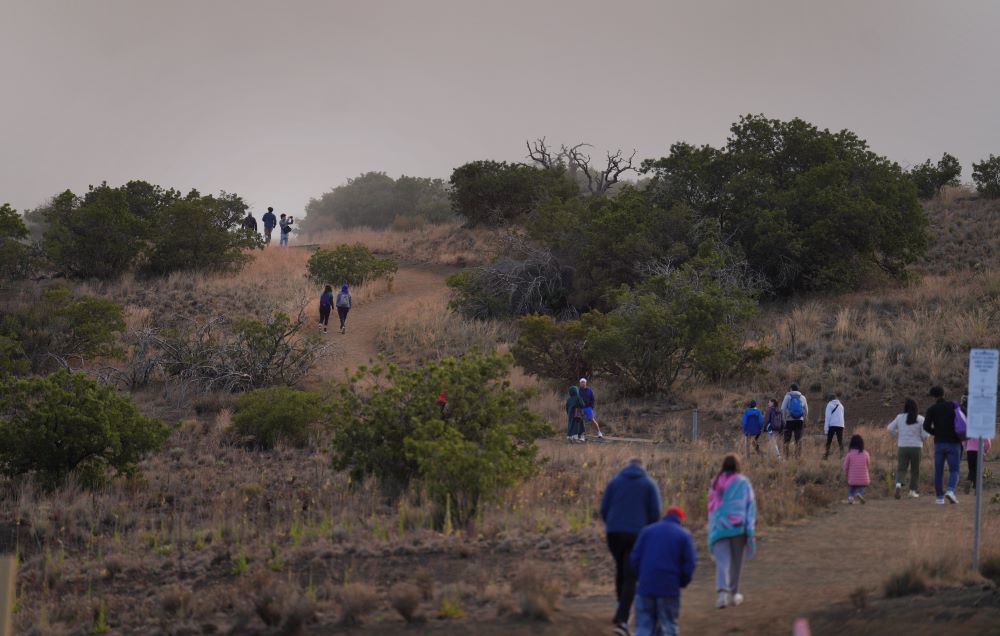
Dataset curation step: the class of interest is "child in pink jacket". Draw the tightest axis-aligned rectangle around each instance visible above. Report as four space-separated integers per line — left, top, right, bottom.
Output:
843 434 871 504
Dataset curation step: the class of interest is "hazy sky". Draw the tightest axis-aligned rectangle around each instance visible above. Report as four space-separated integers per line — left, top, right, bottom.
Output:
2 0 999 217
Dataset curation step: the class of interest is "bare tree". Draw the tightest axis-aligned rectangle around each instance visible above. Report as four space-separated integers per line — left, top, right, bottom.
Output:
526 138 638 196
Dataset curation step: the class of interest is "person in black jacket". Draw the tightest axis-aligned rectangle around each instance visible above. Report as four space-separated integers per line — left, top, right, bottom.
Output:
924 386 962 504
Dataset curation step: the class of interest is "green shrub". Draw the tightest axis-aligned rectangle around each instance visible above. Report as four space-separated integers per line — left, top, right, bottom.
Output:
306 244 397 287
329 351 549 527
511 314 591 382
907 153 962 200
972 154 1000 199
0 370 169 489
0 203 44 282
232 386 324 449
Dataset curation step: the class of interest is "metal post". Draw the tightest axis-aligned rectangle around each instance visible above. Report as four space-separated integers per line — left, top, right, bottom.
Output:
973 438 985 571
691 408 698 442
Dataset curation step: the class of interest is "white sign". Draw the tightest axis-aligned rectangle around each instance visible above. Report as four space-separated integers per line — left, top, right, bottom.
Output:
967 348 999 439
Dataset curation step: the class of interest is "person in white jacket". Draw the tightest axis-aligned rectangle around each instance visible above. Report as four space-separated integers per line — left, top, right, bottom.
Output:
823 394 845 459
780 384 809 458
887 398 929 499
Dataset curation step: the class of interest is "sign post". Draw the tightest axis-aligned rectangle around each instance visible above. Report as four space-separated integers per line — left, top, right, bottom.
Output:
967 348 999 571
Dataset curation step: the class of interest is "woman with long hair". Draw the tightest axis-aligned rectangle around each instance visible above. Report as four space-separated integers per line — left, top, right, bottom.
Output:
708 453 756 609
887 398 928 499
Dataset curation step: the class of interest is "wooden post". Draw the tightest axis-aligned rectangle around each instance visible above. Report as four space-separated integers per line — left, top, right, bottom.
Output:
0 555 16 636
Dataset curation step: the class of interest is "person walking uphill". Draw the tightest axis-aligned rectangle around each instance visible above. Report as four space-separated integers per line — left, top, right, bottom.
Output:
763 398 784 459
924 386 963 504
630 506 697 636
335 285 351 334
781 384 809 458
262 207 277 245
318 285 334 334
964 436 991 495
708 453 756 610
601 459 662 636
887 398 928 499
566 385 585 442
823 393 845 459
843 434 871 504
741 400 763 456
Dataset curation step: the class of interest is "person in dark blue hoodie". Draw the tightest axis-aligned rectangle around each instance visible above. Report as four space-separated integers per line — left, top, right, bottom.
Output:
630 506 697 636
601 459 662 636
741 400 764 456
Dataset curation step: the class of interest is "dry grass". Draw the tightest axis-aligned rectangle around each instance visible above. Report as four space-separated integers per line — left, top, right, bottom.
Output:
307 222 498 267
513 562 563 621
388 582 424 624
335 583 379 626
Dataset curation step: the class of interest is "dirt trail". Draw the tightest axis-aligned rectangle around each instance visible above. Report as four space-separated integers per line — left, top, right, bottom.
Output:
305 264 454 386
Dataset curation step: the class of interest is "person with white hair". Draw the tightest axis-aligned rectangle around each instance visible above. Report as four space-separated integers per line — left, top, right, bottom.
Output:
579 378 604 441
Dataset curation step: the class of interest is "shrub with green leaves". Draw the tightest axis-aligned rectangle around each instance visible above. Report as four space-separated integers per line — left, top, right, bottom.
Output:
0 203 44 281
232 386 324 449
329 351 549 527
972 154 1000 199
0 370 170 489
907 153 962 200
306 244 397 287
511 314 592 382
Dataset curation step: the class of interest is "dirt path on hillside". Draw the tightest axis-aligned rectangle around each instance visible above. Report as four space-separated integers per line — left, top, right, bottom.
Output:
305 264 454 386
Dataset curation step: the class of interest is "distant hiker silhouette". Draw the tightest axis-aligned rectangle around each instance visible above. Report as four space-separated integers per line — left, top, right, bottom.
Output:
318 284 334 334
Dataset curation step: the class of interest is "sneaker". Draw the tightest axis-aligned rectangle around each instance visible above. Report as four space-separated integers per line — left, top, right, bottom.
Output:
964 481 972 495
715 592 728 609
566 436 574 442
935 497 945 505
612 623 631 636
908 491 919 498
945 491 958 504
894 483 902 499
731 593 744 607
857 493 866 504
847 497 854 504
597 432 604 438
340 326 345 334
578 434 586 442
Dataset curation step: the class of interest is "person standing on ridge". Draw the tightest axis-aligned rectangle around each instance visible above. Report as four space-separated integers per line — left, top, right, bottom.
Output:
924 386 962 505
279 213 293 247
780 384 809 458
335 284 351 334
241 211 258 233
823 393 845 459
601 459 662 636
261 207 277 245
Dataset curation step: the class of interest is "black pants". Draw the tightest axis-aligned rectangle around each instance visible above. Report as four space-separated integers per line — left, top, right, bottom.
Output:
825 427 844 456
319 305 331 327
337 306 349 329
967 450 980 486
607 532 638 625
783 420 804 456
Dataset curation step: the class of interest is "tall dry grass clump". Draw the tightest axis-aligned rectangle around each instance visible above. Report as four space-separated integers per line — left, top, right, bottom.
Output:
375 299 514 364
307 222 498 266
513 562 563 621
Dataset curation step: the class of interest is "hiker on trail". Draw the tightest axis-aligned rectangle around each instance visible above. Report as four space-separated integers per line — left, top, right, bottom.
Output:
923 386 962 504
843 434 871 504
566 385 585 442
887 398 928 499
708 453 756 610
763 398 784 459
601 459 662 636
780 384 809 458
579 378 604 440
279 213 293 246
630 505 697 636
964 436 990 495
262 207 277 244
241 211 258 233
823 393 845 459
318 284 334 334
741 400 763 455
335 284 351 334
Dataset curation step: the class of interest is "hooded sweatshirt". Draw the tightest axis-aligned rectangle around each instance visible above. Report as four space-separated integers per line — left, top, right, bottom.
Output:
887 414 928 448
741 407 763 436
566 386 584 422
824 399 845 433
630 514 697 598
781 390 809 422
924 399 960 443
600 464 662 535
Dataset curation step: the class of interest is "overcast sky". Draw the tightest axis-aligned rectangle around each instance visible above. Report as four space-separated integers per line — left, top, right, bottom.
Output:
2 0 999 217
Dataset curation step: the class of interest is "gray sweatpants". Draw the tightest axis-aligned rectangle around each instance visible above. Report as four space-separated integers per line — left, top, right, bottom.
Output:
712 535 747 593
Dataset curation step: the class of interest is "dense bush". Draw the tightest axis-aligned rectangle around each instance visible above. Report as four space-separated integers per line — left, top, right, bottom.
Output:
907 153 962 200
0 203 43 281
0 370 169 489
972 154 1000 199
448 160 577 227
232 386 324 449
511 314 592 382
306 244 397 287
329 351 548 527
302 172 454 233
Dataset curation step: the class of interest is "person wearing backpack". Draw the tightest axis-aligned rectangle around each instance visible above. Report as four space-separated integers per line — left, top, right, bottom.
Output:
763 398 784 459
780 384 809 458
823 393 845 460
279 213 293 246
741 400 763 456
318 285 334 334
261 207 277 244
335 284 352 334
923 386 962 504
887 398 929 499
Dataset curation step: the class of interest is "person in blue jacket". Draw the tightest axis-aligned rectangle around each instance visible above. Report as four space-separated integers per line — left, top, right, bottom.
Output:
261 207 277 245
601 459 662 636
630 506 697 636
741 400 764 456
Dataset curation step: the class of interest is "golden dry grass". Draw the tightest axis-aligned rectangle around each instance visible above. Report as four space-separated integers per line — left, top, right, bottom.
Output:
306 222 498 267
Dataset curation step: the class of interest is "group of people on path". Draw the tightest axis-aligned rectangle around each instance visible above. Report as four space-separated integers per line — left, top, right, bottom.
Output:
241 207 294 246
566 378 604 442
740 383 990 506
600 454 756 636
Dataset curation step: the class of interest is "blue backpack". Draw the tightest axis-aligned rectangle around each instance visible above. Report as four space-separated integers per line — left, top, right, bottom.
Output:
788 394 805 419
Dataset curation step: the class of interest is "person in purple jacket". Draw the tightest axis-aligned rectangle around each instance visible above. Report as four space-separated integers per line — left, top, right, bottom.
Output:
630 506 697 636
